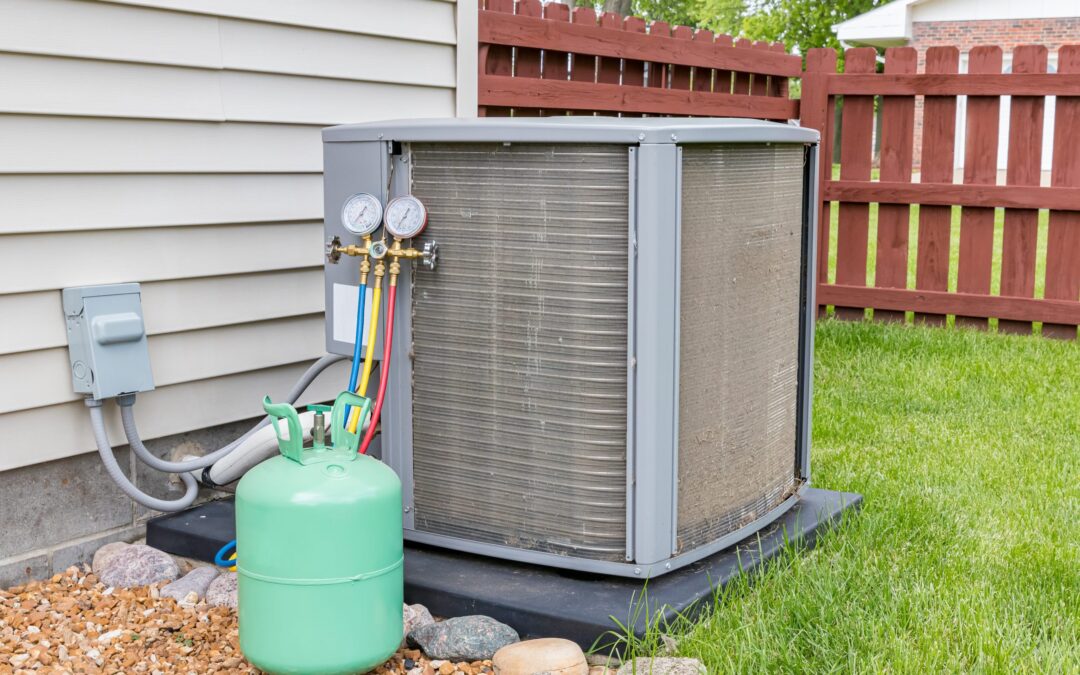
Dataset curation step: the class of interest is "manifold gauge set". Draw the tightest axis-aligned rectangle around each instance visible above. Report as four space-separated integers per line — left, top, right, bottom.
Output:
341 193 428 240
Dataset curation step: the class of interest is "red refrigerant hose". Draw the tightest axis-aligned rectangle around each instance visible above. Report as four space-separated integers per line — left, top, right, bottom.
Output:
358 283 396 455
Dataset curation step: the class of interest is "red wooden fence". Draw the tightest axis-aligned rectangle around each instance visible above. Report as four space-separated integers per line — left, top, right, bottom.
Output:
477 0 799 119
477 2 1080 339
806 46 1080 339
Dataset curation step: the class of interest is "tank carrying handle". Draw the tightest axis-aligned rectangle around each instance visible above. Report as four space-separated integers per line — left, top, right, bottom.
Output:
262 395 304 463
331 390 372 457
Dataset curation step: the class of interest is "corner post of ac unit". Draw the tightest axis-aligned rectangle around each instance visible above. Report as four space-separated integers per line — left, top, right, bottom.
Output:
631 142 680 569
797 141 821 484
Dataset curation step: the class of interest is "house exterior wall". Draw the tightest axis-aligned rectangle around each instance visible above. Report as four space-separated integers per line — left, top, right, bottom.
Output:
0 0 476 586
908 17 1079 169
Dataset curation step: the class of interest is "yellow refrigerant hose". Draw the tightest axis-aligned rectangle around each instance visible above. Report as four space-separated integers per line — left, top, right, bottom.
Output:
348 282 382 433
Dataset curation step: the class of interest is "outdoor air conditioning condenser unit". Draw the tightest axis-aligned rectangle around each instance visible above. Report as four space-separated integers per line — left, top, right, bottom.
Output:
322 118 820 578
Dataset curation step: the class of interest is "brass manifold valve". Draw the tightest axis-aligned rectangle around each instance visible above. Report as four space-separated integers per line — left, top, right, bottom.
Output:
330 235 375 283
327 236 436 272
387 238 439 281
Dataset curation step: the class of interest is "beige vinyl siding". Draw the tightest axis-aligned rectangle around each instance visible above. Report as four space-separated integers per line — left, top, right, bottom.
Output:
0 0 471 472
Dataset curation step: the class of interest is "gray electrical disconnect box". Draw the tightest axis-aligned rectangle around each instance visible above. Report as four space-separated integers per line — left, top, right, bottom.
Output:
62 283 154 400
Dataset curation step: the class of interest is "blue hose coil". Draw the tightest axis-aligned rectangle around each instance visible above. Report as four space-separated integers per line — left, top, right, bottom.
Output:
214 539 237 568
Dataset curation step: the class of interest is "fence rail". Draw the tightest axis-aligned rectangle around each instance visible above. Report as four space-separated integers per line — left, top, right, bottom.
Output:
476 2 1080 339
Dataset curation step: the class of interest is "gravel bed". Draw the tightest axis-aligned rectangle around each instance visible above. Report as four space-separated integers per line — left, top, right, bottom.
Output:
0 566 493 674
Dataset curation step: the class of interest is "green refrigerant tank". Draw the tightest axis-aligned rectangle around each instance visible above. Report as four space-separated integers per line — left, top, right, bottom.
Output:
236 391 403 674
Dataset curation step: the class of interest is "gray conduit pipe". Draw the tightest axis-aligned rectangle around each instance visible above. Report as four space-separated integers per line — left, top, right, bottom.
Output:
87 398 200 512
118 354 347 474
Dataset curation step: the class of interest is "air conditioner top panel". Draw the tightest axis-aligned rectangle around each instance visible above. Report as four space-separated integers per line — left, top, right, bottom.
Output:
322 116 819 145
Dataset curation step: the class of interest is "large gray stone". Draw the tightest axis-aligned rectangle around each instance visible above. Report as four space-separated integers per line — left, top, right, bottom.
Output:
0 450 133 560
161 566 219 603
92 541 132 574
206 571 238 608
98 544 178 587
0 554 49 589
616 658 706 675
407 615 519 661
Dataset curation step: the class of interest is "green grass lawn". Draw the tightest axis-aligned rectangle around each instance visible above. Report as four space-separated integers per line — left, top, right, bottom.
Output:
619 320 1079 672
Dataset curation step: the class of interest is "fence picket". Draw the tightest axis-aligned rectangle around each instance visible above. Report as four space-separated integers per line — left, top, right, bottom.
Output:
570 7 598 95
713 34 735 95
479 0 515 117
751 42 771 96
768 43 789 98
622 16 647 89
597 11 623 111
999 45 1047 335
542 2 570 116
915 46 959 326
1043 45 1080 339
956 46 1003 329
514 0 543 117
874 47 917 324
834 47 877 321
801 48 837 290
671 26 694 93
647 21 670 89
695 30 716 94
734 39 753 94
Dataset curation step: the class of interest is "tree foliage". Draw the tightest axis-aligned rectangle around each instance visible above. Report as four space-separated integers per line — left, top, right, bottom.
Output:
560 0 889 58
699 0 889 57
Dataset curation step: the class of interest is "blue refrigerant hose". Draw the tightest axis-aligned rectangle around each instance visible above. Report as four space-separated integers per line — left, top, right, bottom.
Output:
343 281 367 425
215 540 237 568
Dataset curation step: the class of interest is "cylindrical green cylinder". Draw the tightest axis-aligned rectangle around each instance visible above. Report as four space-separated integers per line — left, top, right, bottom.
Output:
236 451 403 674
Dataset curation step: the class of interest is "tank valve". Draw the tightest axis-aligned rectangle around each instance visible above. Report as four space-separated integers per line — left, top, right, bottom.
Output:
308 404 331 450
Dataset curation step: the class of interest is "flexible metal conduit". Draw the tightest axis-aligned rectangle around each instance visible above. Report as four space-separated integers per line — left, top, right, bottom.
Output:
87 398 200 512
119 354 346 473
91 354 347 511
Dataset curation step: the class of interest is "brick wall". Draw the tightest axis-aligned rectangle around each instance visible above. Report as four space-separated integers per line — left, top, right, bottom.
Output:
907 18 1080 168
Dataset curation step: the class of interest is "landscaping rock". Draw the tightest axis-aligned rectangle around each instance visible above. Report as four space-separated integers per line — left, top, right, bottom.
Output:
161 566 219 604
91 541 131 574
97 544 178 588
206 571 238 608
616 657 706 675
408 615 519 661
404 602 436 636
492 637 588 674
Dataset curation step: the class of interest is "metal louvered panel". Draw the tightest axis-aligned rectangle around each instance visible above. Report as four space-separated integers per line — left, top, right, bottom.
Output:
408 143 629 561
676 144 805 553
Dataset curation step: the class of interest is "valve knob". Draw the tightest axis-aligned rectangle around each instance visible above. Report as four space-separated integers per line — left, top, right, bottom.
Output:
421 240 439 271
325 236 342 264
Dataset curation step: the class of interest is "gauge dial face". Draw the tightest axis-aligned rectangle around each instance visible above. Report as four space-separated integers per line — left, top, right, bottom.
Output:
384 195 428 239
341 193 383 236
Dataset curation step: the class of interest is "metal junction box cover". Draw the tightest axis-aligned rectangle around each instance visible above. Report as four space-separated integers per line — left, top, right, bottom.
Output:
322 118 820 578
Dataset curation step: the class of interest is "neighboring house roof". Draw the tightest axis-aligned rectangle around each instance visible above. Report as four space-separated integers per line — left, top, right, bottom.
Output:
835 0 1080 47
